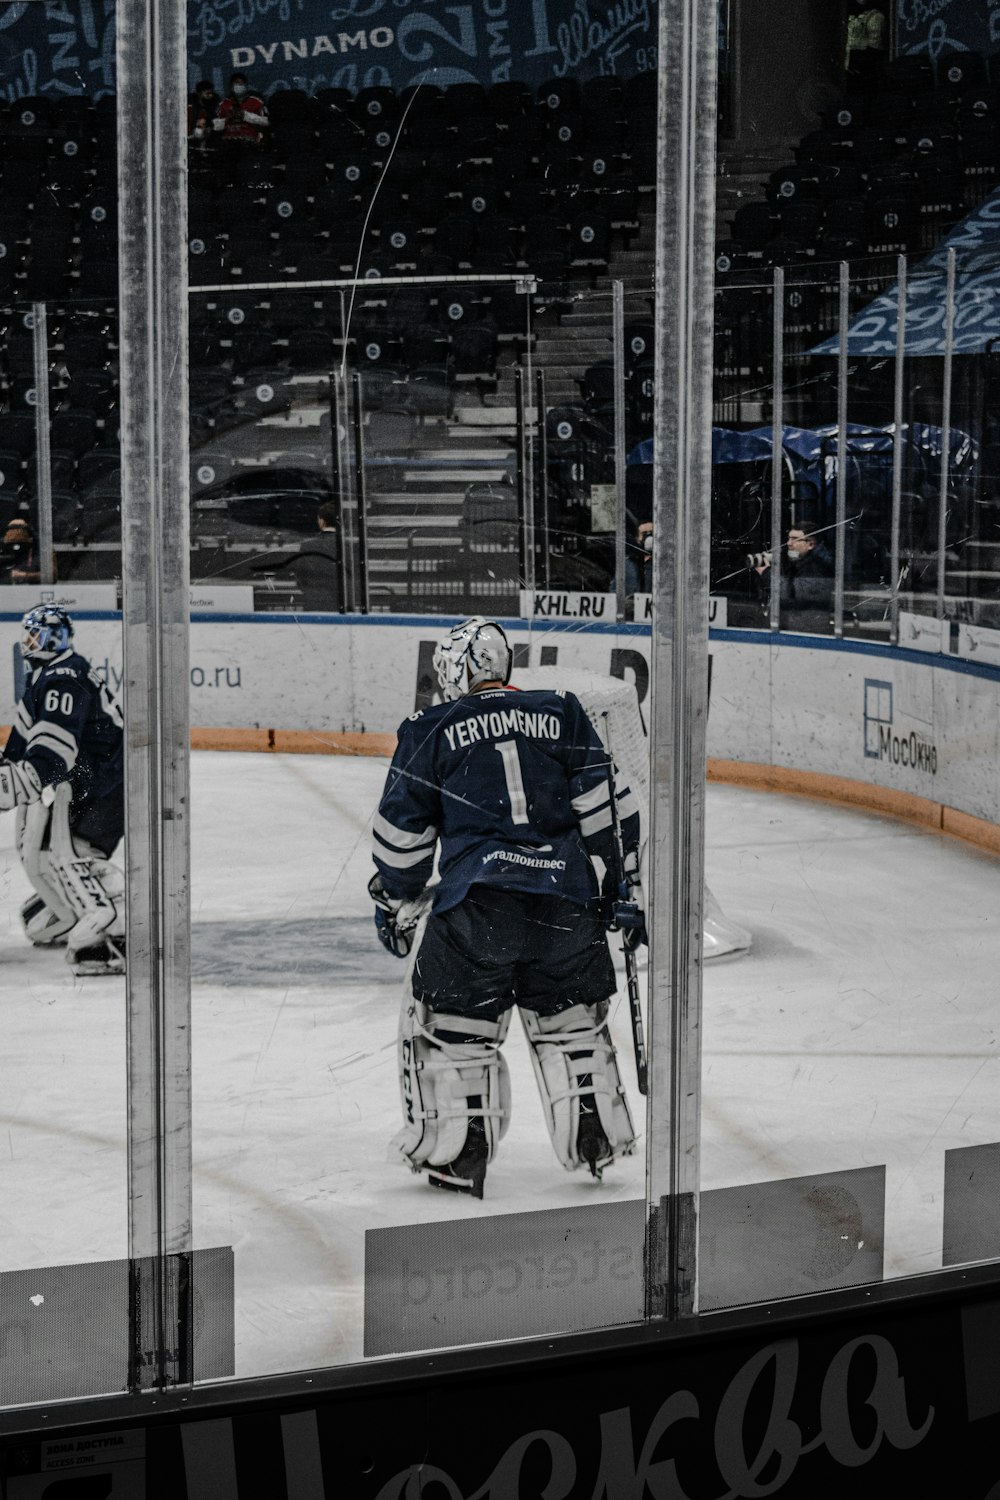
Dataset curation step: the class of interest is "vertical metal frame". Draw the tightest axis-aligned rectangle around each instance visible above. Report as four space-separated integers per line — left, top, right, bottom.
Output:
613 280 628 623
535 368 550 590
330 369 351 614
936 247 957 621
30 303 55 585
890 255 907 645
769 267 784 631
646 0 717 1321
514 366 530 589
833 262 849 638
117 0 193 1388
351 372 370 615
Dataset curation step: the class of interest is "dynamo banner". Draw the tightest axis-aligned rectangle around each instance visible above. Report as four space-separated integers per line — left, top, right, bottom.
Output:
0 0 659 104
812 188 1000 358
897 0 1000 61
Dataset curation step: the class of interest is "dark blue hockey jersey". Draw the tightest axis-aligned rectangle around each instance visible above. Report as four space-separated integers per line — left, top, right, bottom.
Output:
373 687 641 913
4 649 124 806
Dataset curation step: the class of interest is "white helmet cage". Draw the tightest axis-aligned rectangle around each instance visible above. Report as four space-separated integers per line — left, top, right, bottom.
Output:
433 617 513 701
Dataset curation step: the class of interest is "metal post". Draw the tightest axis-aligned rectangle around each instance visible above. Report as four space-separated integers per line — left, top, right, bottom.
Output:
30 303 54 585
351 371 370 615
936 247 957 622
535 368 550 590
117 0 192 1388
645 0 717 1322
330 369 350 613
514 365 529 591
613 280 629 623
769 267 784 632
834 261 849 638
890 255 907 645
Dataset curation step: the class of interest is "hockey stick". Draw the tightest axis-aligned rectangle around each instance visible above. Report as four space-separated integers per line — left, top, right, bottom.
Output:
601 712 649 1096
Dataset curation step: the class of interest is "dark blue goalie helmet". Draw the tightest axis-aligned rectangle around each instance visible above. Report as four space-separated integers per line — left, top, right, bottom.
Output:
21 605 74 662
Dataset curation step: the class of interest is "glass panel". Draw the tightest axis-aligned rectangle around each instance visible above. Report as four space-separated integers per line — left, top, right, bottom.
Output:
703 10 1000 1317
1 229 130 1414
185 57 658 1382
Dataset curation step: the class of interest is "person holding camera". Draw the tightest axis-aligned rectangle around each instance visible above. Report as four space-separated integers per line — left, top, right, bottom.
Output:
753 524 834 616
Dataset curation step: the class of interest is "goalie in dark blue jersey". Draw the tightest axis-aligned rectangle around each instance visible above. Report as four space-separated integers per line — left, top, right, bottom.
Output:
0 606 125 976
370 616 644 1198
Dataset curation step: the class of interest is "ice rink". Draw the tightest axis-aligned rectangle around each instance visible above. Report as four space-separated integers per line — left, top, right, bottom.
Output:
3 748 1000 1383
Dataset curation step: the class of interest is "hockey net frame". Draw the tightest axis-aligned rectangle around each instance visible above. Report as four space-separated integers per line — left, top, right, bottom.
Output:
511 666 751 960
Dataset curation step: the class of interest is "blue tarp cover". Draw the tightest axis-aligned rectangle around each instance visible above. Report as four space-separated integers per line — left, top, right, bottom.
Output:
627 423 974 467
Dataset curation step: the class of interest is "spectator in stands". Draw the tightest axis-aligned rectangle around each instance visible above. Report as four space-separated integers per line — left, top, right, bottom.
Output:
188 79 220 148
616 519 653 596
293 503 341 613
214 72 268 183
756 524 835 615
0 518 41 585
214 72 268 147
844 1 888 100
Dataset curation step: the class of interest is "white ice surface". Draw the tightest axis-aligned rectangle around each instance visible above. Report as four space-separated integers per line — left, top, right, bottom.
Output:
3 752 1000 1382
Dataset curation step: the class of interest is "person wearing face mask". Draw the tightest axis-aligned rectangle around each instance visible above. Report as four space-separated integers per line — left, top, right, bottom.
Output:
188 79 220 147
754 523 834 617
215 72 269 148
619 519 653 597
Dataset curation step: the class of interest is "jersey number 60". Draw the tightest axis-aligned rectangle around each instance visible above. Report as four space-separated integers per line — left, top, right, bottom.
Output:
44 689 74 716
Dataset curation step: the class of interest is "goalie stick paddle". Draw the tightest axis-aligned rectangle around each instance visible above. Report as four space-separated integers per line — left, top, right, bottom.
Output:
601 711 649 1096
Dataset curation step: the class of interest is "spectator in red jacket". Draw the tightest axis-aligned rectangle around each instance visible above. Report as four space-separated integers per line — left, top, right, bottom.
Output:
214 72 268 146
214 72 268 183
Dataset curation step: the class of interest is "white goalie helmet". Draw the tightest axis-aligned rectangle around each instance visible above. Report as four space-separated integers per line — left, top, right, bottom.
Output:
433 616 512 701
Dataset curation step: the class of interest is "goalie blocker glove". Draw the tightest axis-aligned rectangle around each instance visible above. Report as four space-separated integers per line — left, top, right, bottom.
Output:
0 757 41 811
369 872 423 959
602 848 647 948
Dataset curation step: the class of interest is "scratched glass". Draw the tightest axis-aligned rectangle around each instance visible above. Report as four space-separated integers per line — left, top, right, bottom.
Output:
6 0 998 1426
183 28 662 1385
704 22 1000 1328
0 125 129 1409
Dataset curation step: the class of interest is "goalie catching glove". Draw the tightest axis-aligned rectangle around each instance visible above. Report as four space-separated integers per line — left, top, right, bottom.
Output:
369 872 426 959
0 757 42 812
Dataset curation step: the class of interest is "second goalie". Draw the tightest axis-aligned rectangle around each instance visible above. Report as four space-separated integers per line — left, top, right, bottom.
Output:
370 616 645 1199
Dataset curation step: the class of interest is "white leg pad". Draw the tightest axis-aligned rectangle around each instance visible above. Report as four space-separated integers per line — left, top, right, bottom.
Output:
20 895 77 947
391 1000 512 1170
520 1001 636 1174
46 785 125 970
16 803 77 939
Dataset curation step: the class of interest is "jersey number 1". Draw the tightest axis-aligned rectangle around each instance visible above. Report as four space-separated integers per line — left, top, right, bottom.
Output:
495 739 529 825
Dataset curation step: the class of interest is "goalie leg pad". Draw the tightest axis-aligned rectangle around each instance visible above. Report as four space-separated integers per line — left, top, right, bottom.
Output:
21 894 76 947
16 803 77 940
391 999 512 1198
520 1001 636 1177
47 786 125 974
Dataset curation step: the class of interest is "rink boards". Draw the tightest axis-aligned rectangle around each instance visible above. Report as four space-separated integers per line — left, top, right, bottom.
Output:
3 608 1000 836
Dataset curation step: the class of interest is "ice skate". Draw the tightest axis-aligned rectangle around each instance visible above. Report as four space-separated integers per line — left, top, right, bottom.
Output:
427 1118 488 1200
576 1095 613 1179
69 936 126 978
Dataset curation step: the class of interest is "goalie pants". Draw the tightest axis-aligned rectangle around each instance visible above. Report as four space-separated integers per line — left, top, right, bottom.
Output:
411 885 615 1020
396 887 633 1180
17 782 124 945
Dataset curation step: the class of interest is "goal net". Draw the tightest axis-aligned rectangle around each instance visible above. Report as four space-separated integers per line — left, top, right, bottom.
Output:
511 666 751 961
